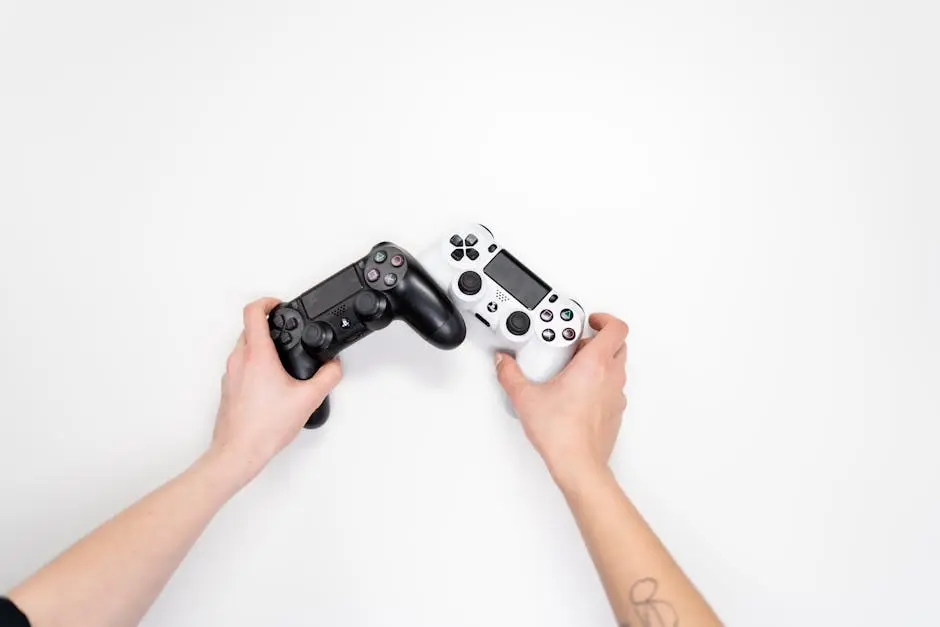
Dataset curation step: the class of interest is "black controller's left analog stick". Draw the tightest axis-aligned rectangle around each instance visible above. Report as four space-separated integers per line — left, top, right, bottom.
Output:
302 322 333 352
354 291 385 320
457 271 483 295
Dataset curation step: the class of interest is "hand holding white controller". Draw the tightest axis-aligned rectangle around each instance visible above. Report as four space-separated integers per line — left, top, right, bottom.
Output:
419 224 586 393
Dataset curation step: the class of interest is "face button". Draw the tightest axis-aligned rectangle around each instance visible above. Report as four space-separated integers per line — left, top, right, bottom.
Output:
487 302 498 313
457 270 483 295
488 243 497 253
451 248 465 261
383 272 398 287
542 329 556 342
450 234 463 247
390 254 404 267
466 248 479 261
548 294 558 303
562 327 576 341
540 309 553 322
465 233 478 247
506 311 531 336
560 308 574 322
366 268 380 282
374 250 388 263
286 317 298 331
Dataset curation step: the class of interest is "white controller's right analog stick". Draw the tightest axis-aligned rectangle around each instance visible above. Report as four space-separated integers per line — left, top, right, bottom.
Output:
506 311 531 336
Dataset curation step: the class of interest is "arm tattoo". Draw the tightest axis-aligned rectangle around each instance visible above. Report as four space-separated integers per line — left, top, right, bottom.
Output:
629 578 679 627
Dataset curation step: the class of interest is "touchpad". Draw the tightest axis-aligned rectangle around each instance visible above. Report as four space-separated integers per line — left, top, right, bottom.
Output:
301 266 362 319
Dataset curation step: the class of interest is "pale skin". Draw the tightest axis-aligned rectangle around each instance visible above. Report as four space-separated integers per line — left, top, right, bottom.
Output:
7 302 720 627
497 313 722 627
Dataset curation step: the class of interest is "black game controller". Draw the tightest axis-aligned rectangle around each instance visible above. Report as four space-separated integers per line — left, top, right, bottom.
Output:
268 242 467 428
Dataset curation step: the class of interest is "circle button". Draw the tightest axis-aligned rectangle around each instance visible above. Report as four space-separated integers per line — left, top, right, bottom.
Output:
562 327 577 341
390 254 404 267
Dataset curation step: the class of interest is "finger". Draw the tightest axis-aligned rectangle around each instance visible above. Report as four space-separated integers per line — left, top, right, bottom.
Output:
243 297 281 348
299 359 343 409
575 336 594 353
233 330 246 352
614 343 627 383
495 353 531 399
613 342 626 363
583 313 629 359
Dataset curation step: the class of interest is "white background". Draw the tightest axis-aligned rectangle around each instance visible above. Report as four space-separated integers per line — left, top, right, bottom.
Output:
1 1 938 625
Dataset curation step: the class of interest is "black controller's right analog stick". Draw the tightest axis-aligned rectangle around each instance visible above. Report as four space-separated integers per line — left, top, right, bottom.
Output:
458 270 483 295
354 291 385 320
506 311 531 336
302 322 333 352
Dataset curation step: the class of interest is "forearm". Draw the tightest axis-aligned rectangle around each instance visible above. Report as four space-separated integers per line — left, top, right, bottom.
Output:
559 467 720 627
8 448 256 627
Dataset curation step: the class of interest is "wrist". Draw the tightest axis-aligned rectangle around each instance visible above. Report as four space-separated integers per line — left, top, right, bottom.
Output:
547 456 614 496
200 443 271 492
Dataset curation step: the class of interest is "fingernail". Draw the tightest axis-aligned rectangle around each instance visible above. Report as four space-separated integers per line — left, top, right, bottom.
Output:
494 353 504 366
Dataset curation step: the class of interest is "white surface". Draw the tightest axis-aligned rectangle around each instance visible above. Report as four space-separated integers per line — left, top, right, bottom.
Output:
1 1 938 625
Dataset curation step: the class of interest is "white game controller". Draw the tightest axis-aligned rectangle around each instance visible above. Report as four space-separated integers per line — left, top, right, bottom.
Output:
419 224 586 385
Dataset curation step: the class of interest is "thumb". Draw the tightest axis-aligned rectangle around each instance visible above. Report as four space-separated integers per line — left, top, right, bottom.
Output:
299 359 343 409
495 353 531 399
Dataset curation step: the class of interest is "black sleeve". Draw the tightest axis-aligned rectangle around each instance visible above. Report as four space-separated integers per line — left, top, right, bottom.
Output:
0 599 29 627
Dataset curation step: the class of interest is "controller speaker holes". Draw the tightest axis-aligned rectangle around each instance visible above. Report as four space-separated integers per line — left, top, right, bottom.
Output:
331 304 348 317
495 290 509 303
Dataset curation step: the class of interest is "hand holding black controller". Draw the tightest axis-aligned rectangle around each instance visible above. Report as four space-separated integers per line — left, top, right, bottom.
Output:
268 242 467 428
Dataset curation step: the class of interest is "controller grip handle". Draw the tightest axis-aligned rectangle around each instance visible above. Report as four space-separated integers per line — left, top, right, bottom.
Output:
279 345 331 429
393 260 467 349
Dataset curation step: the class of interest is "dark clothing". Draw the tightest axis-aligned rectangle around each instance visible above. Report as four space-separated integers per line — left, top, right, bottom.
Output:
0 599 28 627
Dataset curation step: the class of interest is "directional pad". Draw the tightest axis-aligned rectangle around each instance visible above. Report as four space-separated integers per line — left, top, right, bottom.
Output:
448 231 486 264
269 307 303 348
